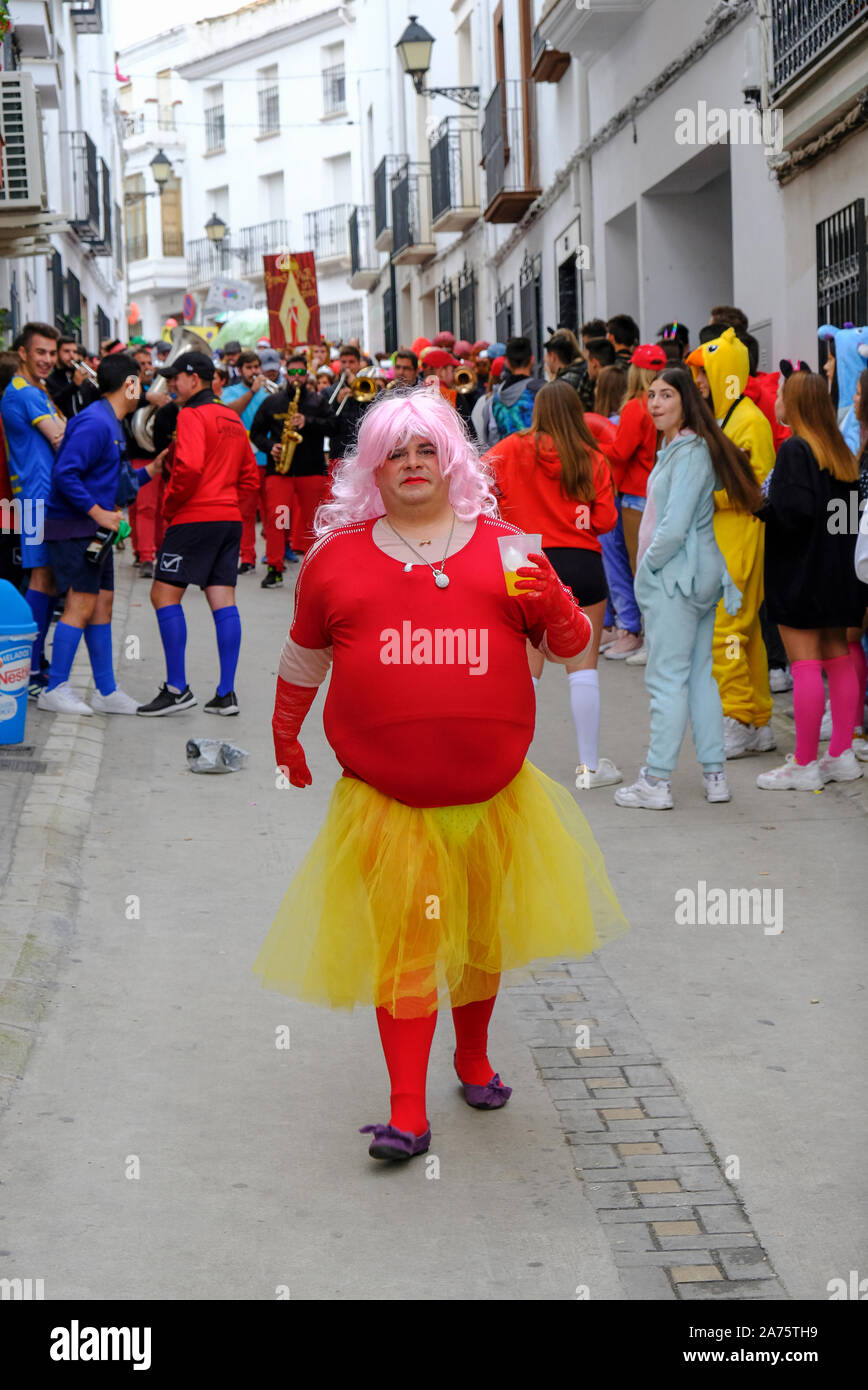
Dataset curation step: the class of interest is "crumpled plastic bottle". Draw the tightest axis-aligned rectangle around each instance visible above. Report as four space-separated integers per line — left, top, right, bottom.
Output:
186 738 249 773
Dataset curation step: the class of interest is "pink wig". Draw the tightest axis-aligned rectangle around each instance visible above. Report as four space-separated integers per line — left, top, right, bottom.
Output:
314 387 498 535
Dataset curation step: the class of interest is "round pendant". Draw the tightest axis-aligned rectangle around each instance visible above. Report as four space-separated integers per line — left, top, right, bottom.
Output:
434 571 450 588
403 562 413 573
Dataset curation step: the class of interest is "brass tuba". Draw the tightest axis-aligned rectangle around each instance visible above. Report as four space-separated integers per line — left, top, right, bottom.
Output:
129 327 214 453
454 366 477 394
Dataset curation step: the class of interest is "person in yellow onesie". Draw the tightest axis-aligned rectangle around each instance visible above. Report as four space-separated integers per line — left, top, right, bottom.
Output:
686 328 776 756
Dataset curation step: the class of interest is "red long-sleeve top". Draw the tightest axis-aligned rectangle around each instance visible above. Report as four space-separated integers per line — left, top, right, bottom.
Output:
483 430 617 551
161 391 261 527
605 396 658 497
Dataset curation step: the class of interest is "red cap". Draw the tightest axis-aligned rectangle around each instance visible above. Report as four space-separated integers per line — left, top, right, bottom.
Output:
471 339 490 355
631 343 667 369
432 330 455 348
491 355 506 379
425 348 460 368
453 339 473 358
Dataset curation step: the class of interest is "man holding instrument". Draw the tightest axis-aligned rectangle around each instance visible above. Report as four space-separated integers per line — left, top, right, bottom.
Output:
250 351 329 588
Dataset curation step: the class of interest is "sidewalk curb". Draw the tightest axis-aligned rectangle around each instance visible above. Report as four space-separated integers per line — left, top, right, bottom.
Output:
0 564 136 1114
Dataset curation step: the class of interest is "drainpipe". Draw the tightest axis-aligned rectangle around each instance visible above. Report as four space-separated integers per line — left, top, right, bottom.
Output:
576 60 595 321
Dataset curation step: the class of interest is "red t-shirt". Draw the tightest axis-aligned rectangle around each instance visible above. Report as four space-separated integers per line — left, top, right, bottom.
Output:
290 515 550 807
606 396 658 497
484 431 617 551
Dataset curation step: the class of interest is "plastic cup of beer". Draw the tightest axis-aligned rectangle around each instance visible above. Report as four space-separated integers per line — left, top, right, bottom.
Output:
497 534 542 596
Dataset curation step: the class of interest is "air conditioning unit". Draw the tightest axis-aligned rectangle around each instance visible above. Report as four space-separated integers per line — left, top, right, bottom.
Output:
0 73 47 212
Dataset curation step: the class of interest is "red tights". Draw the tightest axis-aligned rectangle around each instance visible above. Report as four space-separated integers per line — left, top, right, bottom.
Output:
375 986 500 1135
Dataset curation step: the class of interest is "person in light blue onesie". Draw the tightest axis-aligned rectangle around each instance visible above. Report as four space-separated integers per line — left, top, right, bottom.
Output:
616 368 763 810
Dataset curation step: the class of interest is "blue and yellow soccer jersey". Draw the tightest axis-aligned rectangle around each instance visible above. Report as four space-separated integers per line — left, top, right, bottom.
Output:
0 375 62 501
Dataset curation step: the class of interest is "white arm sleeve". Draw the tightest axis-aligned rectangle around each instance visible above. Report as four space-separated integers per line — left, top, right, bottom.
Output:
278 634 333 686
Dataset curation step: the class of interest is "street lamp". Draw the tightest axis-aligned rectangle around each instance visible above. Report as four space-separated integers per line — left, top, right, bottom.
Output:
396 16 480 110
205 212 229 269
124 150 175 205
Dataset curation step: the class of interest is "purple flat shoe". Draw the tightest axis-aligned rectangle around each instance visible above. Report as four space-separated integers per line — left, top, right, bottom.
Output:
359 1123 431 1161
454 1053 512 1109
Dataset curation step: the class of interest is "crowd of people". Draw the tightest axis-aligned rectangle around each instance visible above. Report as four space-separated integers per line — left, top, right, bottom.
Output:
2 304 867 1163
1 306 867 802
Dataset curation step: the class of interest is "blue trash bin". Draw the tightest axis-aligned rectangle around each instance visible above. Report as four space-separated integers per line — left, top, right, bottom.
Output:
0 579 38 745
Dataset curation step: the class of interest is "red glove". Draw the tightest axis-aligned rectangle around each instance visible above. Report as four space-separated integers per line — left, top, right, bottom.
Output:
514 551 592 659
272 676 318 788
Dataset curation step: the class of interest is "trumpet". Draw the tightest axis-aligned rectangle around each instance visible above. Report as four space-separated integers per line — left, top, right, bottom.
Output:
334 370 384 416
75 359 99 384
260 376 282 394
454 366 477 394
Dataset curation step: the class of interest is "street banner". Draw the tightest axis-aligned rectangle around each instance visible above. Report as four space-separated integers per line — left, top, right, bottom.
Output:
264 251 320 348
203 278 255 316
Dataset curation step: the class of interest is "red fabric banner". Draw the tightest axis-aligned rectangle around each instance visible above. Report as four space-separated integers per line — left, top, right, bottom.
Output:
264 252 321 349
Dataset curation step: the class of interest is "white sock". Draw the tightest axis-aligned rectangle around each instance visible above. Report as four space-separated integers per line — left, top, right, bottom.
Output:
568 668 600 771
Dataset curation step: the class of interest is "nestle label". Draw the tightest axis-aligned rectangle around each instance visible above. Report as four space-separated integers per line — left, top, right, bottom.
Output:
0 644 32 698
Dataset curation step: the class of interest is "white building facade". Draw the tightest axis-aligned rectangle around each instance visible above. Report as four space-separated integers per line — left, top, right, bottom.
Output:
118 0 371 346
342 0 868 370
0 0 126 349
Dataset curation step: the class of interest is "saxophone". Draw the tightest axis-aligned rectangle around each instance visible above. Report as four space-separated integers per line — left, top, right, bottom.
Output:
275 383 303 474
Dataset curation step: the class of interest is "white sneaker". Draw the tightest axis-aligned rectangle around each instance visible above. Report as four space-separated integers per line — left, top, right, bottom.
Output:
36 682 93 716
752 724 777 753
768 667 793 693
703 771 731 803
599 626 619 652
604 631 643 660
614 767 673 810
90 686 140 715
818 748 863 783
624 645 647 665
819 699 832 741
852 736 868 762
724 716 756 758
575 757 623 790
756 755 823 791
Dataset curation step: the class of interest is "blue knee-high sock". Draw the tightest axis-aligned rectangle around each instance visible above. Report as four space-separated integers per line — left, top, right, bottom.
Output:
47 622 84 691
25 588 54 673
213 605 241 696
84 622 116 696
156 605 187 692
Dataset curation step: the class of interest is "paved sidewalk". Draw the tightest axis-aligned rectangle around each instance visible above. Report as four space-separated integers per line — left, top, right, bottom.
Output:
0 556 865 1300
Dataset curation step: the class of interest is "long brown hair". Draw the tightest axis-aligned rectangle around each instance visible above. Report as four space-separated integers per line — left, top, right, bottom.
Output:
652 369 763 514
624 364 658 404
783 372 857 481
594 364 627 418
529 380 598 502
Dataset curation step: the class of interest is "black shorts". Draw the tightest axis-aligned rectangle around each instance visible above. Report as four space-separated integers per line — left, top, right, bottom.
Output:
156 521 242 590
47 536 115 596
544 547 608 607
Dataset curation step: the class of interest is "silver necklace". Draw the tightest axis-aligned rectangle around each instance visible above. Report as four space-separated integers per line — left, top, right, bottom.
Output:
385 511 456 588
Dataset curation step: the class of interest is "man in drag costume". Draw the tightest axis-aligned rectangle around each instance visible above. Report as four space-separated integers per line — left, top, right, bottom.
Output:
253 389 628 1162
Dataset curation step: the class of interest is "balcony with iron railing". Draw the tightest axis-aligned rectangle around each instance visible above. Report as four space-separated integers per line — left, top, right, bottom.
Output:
390 161 435 266
205 104 225 154
68 0 103 35
237 219 290 272
185 235 245 286
429 115 480 233
122 106 178 137
531 23 571 83
771 0 868 96
373 154 403 251
61 130 101 241
303 203 352 270
322 64 346 117
349 205 380 289
481 80 541 224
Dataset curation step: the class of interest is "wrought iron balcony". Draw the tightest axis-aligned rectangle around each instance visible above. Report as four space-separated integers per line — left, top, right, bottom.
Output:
89 158 113 257
122 107 178 138
531 24 571 83
481 80 541 225
390 161 435 266
185 235 242 286
771 0 868 96
238 219 290 271
62 130 101 242
349 206 380 289
429 116 480 234
303 203 352 269
374 154 403 251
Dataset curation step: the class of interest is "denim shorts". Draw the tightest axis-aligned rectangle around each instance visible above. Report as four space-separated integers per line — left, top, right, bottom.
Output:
620 493 647 512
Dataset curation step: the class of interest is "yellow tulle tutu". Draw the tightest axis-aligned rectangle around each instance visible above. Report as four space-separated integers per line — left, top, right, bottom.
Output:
253 760 629 1018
